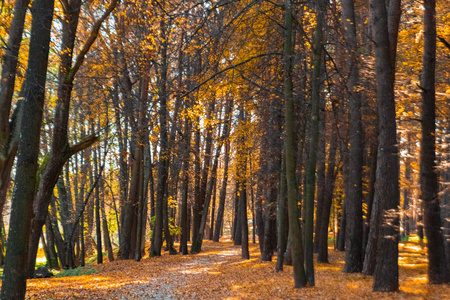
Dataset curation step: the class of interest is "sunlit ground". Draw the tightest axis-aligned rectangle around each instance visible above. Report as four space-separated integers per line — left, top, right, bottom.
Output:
0 237 448 299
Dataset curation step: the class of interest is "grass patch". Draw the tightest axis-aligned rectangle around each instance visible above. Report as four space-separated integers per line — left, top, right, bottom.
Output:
53 267 97 278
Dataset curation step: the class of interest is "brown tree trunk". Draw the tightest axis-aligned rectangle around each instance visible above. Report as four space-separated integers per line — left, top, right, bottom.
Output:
370 0 401 291
27 0 114 275
213 98 232 242
342 0 364 274
0 0 54 297
420 0 450 284
0 0 31 234
284 0 307 288
150 13 169 257
276 155 288 271
317 127 338 263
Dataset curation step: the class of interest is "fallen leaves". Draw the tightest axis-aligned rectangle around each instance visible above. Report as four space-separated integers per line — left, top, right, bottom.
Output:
1 239 447 299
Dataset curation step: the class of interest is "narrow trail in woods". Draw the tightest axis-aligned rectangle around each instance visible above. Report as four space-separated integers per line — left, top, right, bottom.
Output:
17 239 450 299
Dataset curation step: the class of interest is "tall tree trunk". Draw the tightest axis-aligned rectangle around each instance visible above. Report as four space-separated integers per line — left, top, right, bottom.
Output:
192 99 215 247
276 155 288 271
370 0 401 292
363 141 377 257
1 1 54 297
342 0 364 274
0 0 30 225
317 127 338 263
313 105 326 254
94 145 103 264
191 117 225 253
284 0 307 288
180 107 191 254
237 108 249 260
44 220 59 269
255 152 266 251
402 133 412 238
444 118 450 272
209 182 216 240
233 182 242 245
420 0 450 284
101 180 114 262
27 0 113 275
150 13 169 257
213 98 232 242
304 0 325 286
261 98 283 261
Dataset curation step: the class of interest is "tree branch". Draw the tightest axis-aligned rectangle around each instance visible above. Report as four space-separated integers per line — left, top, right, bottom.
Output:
181 52 282 98
438 36 450 51
66 0 119 83
66 134 99 158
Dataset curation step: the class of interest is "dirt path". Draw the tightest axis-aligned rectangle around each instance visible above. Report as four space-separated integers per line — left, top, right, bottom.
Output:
24 240 450 299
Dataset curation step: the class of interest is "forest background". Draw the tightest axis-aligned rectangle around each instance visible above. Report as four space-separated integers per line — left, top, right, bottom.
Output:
0 0 450 298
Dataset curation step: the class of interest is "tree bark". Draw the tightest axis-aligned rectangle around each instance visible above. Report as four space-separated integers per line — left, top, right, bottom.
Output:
276 155 288 271
27 0 114 275
420 0 450 284
213 98 232 242
150 13 169 257
370 0 401 291
342 0 364 274
284 0 307 288
304 0 325 286
0 0 31 220
1 1 54 297
317 127 338 263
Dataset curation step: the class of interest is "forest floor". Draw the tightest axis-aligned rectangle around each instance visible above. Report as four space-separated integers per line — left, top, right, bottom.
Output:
5 238 450 299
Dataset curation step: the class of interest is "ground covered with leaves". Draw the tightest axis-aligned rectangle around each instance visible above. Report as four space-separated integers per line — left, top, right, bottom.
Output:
6 239 450 299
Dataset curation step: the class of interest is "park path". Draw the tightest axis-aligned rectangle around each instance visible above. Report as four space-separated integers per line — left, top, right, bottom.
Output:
24 240 450 299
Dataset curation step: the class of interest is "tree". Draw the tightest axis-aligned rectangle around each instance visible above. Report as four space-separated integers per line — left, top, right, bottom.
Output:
0 0 55 298
303 0 326 286
284 0 307 288
420 0 450 284
27 0 117 275
369 0 401 292
342 0 364 274
0 0 31 258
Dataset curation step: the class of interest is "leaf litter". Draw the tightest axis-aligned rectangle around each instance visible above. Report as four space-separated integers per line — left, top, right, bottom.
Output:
6 240 449 299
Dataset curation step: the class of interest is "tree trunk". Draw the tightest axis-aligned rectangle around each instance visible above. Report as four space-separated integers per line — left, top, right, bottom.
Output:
180 109 191 254
317 128 338 263
233 182 242 245
304 0 325 286
284 0 307 288
191 118 225 253
420 0 450 284
0 0 31 226
237 108 249 260
341 0 364 274
363 142 377 257
27 0 112 275
370 0 401 291
0 0 54 297
209 182 216 240
94 144 103 264
43 221 59 269
150 14 169 257
213 100 232 242
276 155 288 271
313 104 326 254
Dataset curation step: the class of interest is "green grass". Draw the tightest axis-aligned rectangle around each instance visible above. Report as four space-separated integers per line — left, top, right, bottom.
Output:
53 267 97 278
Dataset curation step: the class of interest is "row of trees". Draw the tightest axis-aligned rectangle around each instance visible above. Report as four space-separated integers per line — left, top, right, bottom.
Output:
0 0 449 298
